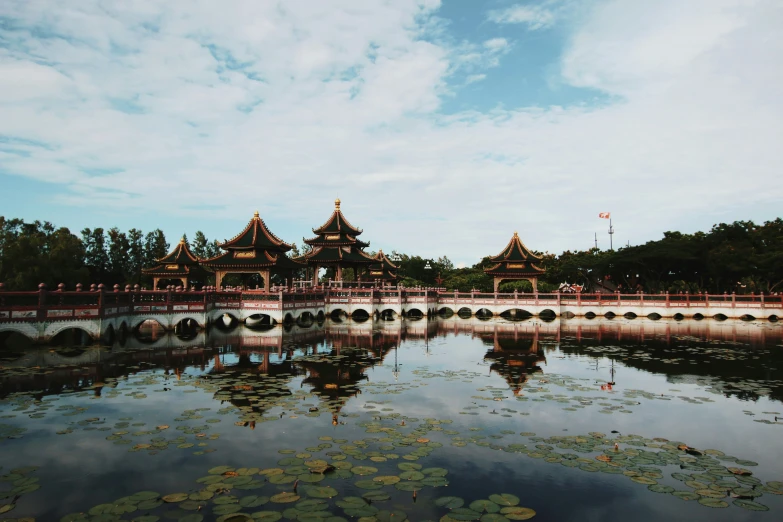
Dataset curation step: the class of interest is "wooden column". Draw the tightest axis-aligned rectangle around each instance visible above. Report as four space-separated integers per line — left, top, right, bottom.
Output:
215 271 224 289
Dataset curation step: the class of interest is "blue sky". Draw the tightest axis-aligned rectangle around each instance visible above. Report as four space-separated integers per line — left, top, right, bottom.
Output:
1 0 781 266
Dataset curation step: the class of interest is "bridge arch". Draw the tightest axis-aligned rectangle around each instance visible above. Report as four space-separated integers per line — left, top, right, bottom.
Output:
457 307 473 318
539 308 557 321
246 313 276 329
437 307 454 317
379 309 397 320
475 308 493 320
49 326 94 346
0 327 36 347
713 313 728 321
499 308 532 321
351 309 371 322
406 308 425 320
131 316 167 331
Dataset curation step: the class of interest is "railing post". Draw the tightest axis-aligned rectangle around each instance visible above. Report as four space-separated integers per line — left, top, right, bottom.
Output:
665 291 669 307
38 283 47 313
760 292 764 309
732 292 736 308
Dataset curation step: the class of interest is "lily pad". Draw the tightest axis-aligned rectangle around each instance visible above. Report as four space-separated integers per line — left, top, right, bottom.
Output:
499 507 536 520
469 500 500 514
488 494 519 507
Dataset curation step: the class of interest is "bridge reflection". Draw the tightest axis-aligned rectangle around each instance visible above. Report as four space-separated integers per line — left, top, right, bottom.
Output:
2 318 782 405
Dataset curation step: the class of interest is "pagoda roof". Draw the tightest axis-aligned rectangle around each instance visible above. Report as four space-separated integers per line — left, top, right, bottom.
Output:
484 231 545 276
304 231 370 249
218 211 294 252
311 199 364 236
142 264 210 277
156 237 200 265
369 250 398 280
372 250 398 270
488 231 543 263
201 249 306 270
303 245 376 265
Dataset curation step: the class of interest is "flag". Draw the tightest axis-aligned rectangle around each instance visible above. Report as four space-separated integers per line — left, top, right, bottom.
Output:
598 212 611 219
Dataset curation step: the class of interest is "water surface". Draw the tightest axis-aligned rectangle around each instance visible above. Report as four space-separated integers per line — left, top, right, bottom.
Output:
1 317 783 521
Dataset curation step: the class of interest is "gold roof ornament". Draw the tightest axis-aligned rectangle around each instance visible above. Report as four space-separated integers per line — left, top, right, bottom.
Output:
253 210 260 218
179 236 186 244
335 198 341 209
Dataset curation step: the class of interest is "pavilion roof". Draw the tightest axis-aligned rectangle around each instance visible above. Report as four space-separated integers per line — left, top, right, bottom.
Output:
488 231 543 263
218 211 295 252
302 245 376 264
484 231 546 276
369 250 398 280
311 199 364 236
155 237 201 265
141 264 207 277
201 249 305 270
304 231 370 249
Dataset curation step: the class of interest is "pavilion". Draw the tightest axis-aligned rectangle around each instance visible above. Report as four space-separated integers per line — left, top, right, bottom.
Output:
142 237 210 290
484 231 546 292
369 249 399 283
300 199 376 284
201 211 305 290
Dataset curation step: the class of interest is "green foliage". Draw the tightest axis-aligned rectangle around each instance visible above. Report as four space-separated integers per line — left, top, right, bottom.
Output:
1 216 781 293
0 217 88 290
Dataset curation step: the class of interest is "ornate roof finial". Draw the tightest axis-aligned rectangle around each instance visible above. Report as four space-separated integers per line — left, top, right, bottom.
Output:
254 210 260 219
335 198 341 209
513 231 519 237
179 236 186 244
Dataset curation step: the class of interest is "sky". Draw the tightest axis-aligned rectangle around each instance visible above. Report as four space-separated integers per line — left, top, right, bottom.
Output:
1 0 781 267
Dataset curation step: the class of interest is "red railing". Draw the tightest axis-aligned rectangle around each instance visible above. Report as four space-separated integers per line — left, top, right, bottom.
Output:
1 286 781 322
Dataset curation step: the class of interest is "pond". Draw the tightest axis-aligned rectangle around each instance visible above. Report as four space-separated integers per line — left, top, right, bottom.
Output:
1 317 783 521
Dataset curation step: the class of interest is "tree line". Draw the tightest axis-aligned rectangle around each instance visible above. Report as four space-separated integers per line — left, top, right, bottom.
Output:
1 215 781 294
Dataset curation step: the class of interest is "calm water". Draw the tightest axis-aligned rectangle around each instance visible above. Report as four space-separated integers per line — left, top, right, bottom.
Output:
1 317 783 522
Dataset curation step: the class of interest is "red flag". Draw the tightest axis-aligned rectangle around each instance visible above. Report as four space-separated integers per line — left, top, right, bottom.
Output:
598 212 611 219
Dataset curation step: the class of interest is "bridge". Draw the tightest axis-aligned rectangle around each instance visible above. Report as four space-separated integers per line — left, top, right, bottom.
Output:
0 285 780 343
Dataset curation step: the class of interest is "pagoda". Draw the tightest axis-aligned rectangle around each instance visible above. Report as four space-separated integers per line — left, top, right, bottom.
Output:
142 237 209 290
301 199 375 284
201 211 305 290
484 231 546 292
368 249 398 283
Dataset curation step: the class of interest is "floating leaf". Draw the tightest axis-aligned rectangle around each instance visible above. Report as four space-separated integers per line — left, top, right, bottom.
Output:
697 498 728 508
469 500 500 514
488 494 519 507
271 492 300 503
732 499 769 511
499 507 536 520
162 493 189 503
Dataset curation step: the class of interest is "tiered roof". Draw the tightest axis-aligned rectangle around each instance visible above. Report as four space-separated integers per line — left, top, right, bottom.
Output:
369 249 398 280
142 237 208 278
201 211 305 270
301 199 375 265
484 231 545 277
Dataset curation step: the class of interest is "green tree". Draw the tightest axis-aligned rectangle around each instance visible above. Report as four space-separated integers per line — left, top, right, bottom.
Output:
143 229 169 270
107 227 131 285
81 227 109 283
127 228 145 284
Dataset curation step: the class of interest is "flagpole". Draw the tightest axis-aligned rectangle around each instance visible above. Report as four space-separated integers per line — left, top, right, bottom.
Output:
608 218 614 251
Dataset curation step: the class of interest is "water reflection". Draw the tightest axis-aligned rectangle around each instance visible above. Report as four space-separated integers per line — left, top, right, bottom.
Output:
2 318 783 521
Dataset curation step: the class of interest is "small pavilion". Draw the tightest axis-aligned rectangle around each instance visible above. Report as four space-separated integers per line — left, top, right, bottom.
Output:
484 231 546 292
301 199 376 284
369 249 398 283
142 237 209 290
201 211 305 290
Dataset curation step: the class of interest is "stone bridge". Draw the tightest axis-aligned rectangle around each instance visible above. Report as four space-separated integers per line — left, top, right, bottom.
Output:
0 287 779 343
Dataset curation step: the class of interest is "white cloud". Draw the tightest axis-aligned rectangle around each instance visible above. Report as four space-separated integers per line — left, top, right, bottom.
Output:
465 74 487 85
0 0 781 265
487 3 557 30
